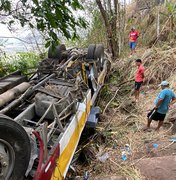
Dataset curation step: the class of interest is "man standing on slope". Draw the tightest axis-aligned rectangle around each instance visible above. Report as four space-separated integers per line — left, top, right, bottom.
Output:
135 59 145 102
144 81 176 131
129 27 139 55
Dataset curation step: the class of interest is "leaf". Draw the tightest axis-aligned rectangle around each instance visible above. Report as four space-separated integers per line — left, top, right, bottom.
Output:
33 0 39 6
45 41 51 48
45 12 57 28
0 0 87 44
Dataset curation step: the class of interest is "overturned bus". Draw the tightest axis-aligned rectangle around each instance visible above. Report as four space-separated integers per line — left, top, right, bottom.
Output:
0 44 110 180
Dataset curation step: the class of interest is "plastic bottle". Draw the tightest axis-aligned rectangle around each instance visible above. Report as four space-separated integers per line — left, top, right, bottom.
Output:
121 151 127 161
125 144 131 155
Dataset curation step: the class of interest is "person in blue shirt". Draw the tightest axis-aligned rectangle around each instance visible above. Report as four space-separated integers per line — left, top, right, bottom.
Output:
144 81 176 131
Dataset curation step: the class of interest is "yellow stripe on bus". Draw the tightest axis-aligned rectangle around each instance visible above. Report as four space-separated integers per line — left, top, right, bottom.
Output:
51 101 91 180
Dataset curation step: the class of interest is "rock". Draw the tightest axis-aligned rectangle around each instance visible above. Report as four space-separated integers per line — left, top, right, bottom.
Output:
135 156 176 180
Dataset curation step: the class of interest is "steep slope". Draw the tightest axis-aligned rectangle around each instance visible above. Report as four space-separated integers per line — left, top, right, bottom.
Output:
73 47 176 179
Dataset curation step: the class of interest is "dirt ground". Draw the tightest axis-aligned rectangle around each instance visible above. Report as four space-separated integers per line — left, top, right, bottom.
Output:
72 48 176 180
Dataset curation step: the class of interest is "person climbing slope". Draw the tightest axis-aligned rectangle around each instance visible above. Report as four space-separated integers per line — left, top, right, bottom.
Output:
134 59 145 102
144 81 176 131
129 27 139 55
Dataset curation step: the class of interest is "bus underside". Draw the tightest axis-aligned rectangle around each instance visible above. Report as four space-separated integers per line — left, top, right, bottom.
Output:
0 44 110 180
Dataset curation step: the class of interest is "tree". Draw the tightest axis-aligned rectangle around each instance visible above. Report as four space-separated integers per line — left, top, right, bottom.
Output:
95 0 126 58
0 0 87 47
96 0 117 57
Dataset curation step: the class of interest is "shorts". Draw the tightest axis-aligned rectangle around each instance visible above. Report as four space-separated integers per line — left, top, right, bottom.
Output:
135 81 143 90
147 109 166 121
129 42 137 49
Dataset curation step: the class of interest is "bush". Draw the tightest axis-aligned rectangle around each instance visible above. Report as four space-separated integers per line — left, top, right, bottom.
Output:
0 52 41 76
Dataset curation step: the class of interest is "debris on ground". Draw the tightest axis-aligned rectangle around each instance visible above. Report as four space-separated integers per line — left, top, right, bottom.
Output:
73 47 176 179
97 153 109 163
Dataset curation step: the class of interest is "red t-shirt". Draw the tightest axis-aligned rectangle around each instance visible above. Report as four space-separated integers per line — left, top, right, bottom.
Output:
129 31 139 42
135 64 144 82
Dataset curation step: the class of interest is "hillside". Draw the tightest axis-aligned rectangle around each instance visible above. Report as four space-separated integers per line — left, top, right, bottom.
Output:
71 1 176 178
72 46 176 179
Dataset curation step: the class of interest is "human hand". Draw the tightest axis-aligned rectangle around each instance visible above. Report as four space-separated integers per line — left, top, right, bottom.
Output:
154 106 158 110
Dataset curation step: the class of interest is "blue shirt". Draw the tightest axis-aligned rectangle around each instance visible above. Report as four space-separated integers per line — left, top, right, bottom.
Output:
155 89 176 114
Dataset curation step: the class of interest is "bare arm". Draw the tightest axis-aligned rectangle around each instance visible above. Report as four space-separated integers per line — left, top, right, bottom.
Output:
155 99 163 109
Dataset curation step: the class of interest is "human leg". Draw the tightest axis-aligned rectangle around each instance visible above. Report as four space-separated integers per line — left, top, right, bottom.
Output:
143 118 152 131
132 42 137 54
155 120 164 131
135 90 140 101
146 111 166 131
129 42 133 55
134 82 142 101
143 109 156 131
147 118 152 128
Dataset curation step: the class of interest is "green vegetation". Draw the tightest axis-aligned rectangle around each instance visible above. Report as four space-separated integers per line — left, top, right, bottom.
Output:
0 0 87 47
86 11 106 45
66 10 106 48
0 52 41 76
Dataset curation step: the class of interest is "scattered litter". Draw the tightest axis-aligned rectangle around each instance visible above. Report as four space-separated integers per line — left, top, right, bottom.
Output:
169 137 176 143
121 151 127 161
113 145 118 149
98 153 109 162
84 172 89 180
125 144 131 155
153 143 159 149
141 91 145 95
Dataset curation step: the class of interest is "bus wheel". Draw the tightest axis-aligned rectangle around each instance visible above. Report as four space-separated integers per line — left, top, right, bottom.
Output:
0 115 31 180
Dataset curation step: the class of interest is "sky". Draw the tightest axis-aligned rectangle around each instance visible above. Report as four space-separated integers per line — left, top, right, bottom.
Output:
0 24 12 37
0 0 134 52
0 0 134 37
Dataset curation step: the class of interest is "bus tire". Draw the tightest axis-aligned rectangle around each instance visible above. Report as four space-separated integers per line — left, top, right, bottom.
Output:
0 115 31 180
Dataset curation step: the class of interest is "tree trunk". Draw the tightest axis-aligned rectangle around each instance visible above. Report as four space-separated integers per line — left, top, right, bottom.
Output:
103 0 107 12
156 7 160 38
122 0 126 47
107 0 113 16
117 1 121 56
96 0 115 56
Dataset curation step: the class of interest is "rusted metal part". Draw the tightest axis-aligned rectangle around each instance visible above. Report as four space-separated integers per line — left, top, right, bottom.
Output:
0 74 27 94
0 55 78 114
0 44 110 180
0 82 30 107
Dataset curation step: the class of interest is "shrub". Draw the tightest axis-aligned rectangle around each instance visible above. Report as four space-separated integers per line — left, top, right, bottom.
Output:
0 52 41 76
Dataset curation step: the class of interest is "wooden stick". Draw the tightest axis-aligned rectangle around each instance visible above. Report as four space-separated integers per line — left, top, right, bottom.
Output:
103 88 120 115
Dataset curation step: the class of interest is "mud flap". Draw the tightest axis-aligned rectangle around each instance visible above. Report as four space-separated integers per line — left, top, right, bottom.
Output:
85 106 100 134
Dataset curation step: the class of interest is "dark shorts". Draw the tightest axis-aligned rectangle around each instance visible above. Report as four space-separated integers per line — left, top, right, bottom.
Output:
135 81 143 90
129 42 137 49
147 109 166 121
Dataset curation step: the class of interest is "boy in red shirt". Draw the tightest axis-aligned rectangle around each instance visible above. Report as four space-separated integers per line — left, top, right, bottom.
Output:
135 59 145 102
129 27 139 55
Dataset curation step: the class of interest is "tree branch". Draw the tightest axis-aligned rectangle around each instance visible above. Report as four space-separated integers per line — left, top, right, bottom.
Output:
0 36 44 45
